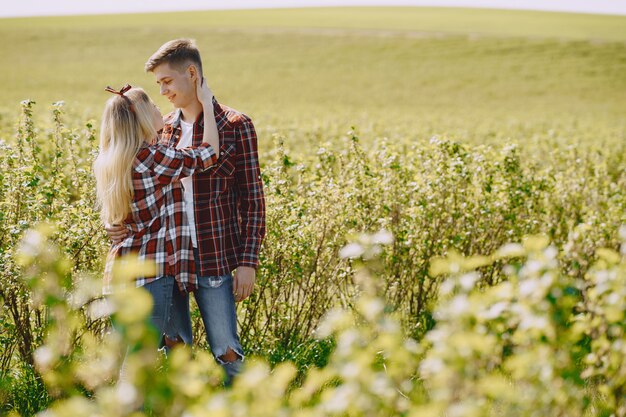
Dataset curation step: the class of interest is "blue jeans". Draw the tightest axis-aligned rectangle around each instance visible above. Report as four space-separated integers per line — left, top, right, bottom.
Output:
163 249 245 386
117 276 176 384
142 276 176 343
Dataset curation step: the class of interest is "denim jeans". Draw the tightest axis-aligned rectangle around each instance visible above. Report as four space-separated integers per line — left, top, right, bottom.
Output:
164 248 245 386
118 275 176 384
142 275 176 344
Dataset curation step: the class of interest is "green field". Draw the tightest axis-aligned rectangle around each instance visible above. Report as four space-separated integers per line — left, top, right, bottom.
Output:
2 7 626 416
1 7 625 144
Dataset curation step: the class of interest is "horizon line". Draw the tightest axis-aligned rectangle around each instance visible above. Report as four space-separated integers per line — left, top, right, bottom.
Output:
3 2 626 19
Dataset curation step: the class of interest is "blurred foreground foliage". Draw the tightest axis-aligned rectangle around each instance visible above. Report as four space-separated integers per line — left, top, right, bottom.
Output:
2 222 625 416
0 102 624 416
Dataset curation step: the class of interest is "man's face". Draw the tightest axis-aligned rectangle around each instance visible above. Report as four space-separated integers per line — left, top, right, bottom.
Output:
153 62 196 109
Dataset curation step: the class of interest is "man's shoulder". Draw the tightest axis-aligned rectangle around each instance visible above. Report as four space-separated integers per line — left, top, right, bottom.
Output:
217 102 252 128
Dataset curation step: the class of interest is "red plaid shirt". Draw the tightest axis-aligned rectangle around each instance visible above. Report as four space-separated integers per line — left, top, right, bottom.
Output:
160 98 266 277
103 142 217 293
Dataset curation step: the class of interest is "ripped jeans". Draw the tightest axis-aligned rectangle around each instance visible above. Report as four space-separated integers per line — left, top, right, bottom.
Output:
163 249 245 386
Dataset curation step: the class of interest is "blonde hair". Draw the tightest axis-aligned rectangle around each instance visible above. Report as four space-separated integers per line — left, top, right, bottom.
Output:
94 87 157 225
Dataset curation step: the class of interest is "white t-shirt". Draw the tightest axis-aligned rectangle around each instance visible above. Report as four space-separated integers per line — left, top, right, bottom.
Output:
177 119 198 248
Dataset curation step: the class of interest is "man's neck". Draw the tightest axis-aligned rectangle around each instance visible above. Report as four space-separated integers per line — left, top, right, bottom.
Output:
180 99 203 124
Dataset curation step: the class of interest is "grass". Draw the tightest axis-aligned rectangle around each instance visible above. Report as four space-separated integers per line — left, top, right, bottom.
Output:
0 7 625 144
1 364 50 416
3 7 626 40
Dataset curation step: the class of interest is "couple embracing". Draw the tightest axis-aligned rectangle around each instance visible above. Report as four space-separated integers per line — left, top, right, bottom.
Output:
93 39 265 387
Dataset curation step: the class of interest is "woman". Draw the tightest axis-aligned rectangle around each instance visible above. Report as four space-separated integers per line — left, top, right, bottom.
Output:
93 78 218 346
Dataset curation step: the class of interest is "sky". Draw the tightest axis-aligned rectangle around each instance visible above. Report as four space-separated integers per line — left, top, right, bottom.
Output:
2 0 626 18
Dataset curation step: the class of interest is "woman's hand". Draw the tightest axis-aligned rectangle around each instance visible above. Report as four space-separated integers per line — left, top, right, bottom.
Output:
198 76 220 150
195 76 214 108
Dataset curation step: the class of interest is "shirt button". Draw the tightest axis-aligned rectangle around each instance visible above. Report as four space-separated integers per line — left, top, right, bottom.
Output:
220 152 224 156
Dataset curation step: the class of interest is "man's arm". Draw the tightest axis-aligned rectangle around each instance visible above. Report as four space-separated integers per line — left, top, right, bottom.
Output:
234 116 266 270
232 116 265 302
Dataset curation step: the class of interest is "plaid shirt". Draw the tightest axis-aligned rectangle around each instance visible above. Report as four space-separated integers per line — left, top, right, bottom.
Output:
103 142 217 294
160 97 266 277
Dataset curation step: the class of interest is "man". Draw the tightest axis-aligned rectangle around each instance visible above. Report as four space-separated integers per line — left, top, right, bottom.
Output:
106 39 266 386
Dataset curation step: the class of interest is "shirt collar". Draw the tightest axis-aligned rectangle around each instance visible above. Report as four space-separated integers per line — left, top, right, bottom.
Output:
170 97 228 131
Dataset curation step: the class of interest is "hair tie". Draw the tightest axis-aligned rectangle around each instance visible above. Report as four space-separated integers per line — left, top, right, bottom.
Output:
105 84 135 113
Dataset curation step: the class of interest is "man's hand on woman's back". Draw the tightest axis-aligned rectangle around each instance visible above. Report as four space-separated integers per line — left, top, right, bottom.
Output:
105 223 129 245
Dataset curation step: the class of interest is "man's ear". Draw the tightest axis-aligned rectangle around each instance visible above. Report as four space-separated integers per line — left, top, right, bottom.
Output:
188 64 199 82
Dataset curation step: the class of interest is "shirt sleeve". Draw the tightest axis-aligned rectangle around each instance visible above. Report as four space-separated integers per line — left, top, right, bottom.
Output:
150 143 218 185
235 117 266 269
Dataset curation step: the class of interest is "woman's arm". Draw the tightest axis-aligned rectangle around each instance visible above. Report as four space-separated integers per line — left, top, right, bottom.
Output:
148 143 217 185
197 77 220 152
137 78 220 186
145 77 221 185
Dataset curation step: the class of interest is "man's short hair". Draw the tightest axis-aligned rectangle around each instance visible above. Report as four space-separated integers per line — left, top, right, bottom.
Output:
144 39 203 76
